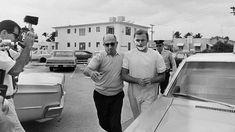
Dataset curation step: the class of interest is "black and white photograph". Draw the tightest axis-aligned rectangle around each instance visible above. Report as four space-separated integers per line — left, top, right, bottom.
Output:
0 0 235 132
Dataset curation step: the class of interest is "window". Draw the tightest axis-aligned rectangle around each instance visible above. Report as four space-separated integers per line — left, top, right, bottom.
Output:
96 42 100 48
106 26 114 34
128 42 131 50
79 28 86 36
55 30 58 37
67 42 70 47
88 27 91 32
79 42 86 50
96 27 100 32
126 27 131 35
88 42 91 47
67 29 70 34
178 46 183 50
74 42 77 47
74 28 77 33
195 46 201 51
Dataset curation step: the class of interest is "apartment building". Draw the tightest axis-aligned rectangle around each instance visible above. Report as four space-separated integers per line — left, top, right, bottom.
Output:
53 16 149 54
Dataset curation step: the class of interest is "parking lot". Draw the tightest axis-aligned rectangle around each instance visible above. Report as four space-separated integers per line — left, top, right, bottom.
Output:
21 62 133 132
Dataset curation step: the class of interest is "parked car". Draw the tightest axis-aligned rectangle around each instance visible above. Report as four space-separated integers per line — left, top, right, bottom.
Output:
125 52 235 132
174 51 193 67
74 50 92 64
87 51 101 64
15 72 65 122
31 49 51 63
45 50 77 71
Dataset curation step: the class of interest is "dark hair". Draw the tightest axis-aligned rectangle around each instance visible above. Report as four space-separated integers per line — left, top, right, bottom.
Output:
134 29 149 41
0 20 21 34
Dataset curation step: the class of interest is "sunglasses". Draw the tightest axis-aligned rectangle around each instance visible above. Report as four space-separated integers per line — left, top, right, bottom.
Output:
11 32 20 39
104 42 116 47
156 45 163 47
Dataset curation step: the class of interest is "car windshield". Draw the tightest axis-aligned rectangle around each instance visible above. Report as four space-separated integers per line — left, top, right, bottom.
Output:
54 51 73 57
169 62 235 105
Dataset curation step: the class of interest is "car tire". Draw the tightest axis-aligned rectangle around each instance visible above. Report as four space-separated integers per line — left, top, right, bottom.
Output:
40 58 47 63
49 67 54 71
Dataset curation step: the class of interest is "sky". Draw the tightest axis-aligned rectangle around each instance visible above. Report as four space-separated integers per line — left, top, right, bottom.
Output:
1 0 235 41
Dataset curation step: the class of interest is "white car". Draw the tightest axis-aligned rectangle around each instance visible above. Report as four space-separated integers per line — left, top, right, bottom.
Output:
45 50 77 71
125 52 235 132
15 72 66 122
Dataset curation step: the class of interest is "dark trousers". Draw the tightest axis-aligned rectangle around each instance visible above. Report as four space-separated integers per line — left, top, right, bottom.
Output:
160 70 171 94
93 90 124 132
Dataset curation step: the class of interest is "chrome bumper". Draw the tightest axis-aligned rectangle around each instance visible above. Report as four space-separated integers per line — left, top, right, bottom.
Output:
44 91 65 118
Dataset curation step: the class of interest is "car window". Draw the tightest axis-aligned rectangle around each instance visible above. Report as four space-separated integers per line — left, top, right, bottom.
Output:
54 51 74 57
169 62 235 105
75 52 89 55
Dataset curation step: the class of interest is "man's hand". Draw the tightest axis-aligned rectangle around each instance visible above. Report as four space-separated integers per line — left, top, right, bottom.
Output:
143 78 153 85
136 78 146 87
90 71 103 82
23 31 35 49
0 96 9 114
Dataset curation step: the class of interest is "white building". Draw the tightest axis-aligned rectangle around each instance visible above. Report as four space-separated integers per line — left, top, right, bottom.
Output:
53 16 149 54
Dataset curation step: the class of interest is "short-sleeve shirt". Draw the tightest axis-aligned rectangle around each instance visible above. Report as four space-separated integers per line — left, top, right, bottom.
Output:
87 51 124 96
159 49 177 71
122 48 166 97
0 51 15 96
123 48 166 78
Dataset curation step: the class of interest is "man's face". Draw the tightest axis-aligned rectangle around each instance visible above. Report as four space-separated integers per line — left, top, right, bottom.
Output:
134 34 148 51
1 27 20 43
103 34 118 55
156 43 164 52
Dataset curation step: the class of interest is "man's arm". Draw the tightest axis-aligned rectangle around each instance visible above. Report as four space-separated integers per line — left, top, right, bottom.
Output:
169 52 177 72
121 68 146 86
146 72 165 84
84 66 102 82
8 32 35 76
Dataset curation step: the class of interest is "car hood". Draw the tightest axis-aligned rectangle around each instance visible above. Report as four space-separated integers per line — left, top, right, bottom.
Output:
125 97 235 132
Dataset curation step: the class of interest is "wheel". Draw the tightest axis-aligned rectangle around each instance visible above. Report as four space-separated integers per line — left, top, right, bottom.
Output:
39 58 46 63
49 67 54 71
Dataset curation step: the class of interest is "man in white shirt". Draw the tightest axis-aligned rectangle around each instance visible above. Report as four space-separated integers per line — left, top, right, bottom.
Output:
0 20 35 132
121 29 166 119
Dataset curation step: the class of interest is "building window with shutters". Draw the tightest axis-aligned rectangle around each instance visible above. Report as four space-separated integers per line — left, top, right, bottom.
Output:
79 28 86 36
88 42 91 47
128 42 131 50
67 42 70 47
106 26 114 34
67 29 70 34
88 27 91 32
96 42 100 48
96 27 100 32
126 27 131 35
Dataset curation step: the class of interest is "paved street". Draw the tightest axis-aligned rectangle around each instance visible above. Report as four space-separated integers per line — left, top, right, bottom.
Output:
21 62 133 132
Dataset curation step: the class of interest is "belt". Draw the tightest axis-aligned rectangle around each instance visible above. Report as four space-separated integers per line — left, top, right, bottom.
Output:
6 95 14 99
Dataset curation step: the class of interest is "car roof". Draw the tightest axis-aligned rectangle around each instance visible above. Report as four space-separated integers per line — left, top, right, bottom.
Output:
185 53 235 62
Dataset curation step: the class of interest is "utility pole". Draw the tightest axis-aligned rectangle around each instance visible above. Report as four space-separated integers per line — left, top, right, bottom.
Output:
150 24 154 41
230 6 235 15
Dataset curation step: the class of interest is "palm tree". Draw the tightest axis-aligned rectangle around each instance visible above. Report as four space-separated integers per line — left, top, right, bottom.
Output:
193 33 203 38
173 31 182 38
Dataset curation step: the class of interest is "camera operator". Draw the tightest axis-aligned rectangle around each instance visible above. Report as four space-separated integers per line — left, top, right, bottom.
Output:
0 20 35 132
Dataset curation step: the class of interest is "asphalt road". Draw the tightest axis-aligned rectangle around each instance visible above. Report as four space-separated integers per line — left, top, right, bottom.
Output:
21 62 133 132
